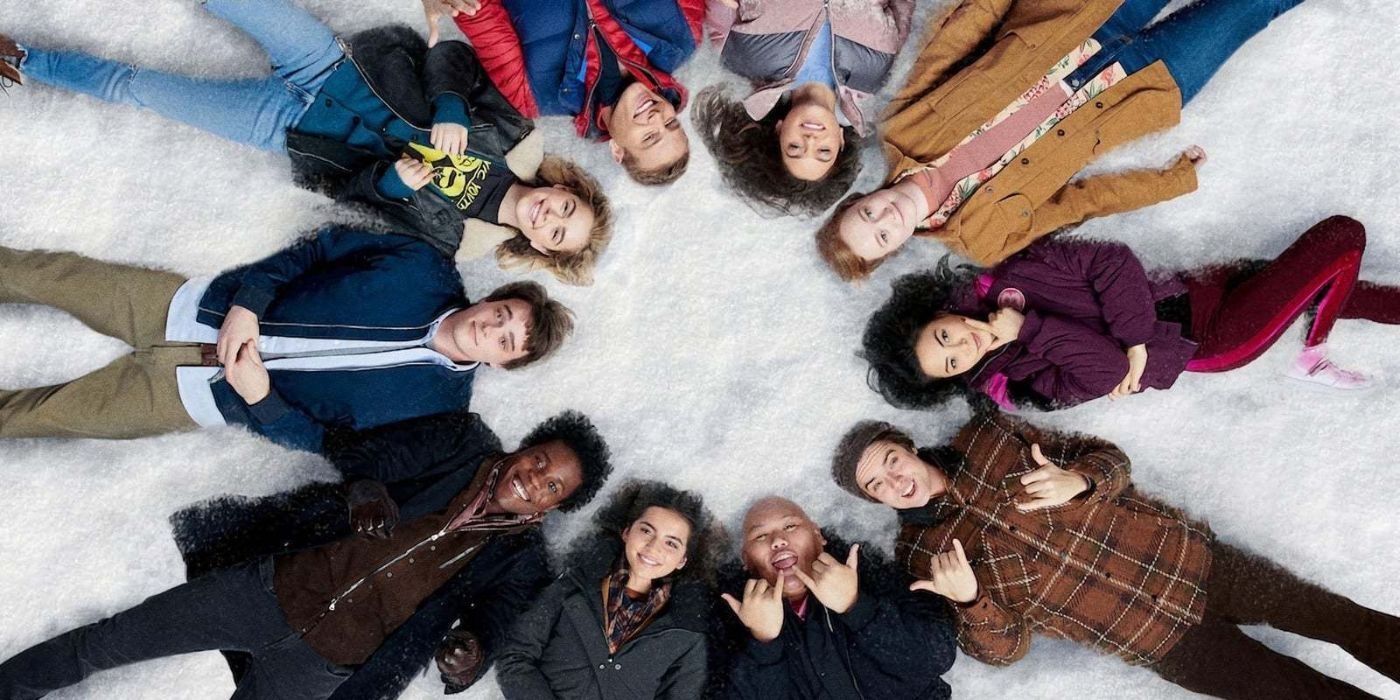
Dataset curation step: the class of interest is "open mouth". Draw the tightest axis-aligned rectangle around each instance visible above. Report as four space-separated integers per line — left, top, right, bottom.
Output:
637 553 661 567
634 97 657 118
511 477 530 503
801 121 825 131
901 480 917 499
529 201 542 227
972 332 983 352
470 320 478 347
770 550 798 572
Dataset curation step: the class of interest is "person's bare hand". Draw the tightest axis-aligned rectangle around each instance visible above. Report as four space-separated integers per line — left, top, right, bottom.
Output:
792 545 860 614
435 629 485 688
966 307 1025 350
430 122 469 156
909 539 979 604
216 305 260 366
394 157 435 192
1109 344 1148 400
1016 444 1091 512
224 341 271 405
1182 145 1207 167
422 0 483 47
721 573 787 642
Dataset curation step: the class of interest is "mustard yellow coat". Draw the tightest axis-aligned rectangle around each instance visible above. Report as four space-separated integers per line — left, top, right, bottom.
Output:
881 0 1199 266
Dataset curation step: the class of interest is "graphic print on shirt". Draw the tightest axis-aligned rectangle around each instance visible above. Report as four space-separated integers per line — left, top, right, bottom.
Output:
407 142 496 212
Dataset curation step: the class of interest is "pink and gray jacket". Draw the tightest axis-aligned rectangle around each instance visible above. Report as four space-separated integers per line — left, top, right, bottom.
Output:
705 0 915 136
954 239 1199 409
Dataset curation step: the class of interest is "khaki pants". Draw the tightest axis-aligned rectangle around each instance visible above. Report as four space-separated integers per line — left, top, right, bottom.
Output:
0 246 201 439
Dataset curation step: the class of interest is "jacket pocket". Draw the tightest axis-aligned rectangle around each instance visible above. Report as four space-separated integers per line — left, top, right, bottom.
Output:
990 193 1036 258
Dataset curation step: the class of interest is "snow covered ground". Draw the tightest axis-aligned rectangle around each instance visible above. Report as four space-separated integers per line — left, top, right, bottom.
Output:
1 0 1398 698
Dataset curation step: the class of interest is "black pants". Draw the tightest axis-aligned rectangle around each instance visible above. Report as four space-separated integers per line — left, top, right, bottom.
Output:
1151 542 1400 699
0 560 348 700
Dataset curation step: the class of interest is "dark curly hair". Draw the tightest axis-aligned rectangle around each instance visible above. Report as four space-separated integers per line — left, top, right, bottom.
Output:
861 259 983 410
693 85 862 217
589 479 726 584
519 410 613 512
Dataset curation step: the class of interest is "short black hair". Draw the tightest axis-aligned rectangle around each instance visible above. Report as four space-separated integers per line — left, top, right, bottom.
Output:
862 260 980 410
591 479 725 583
519 410 612 512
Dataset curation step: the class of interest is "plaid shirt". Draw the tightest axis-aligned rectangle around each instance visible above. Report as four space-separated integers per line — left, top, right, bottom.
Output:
601 568 671 655
896 414 1213 667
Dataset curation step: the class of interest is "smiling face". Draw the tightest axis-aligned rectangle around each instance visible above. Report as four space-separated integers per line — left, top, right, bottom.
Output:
606 83 689 173
491 440 583 516
622 505 692 582
775 101 844 181
854 440 947 509
514 185 593 255
740 497 826 601
914 314 994 379
444 299 533 367
837 188 921 261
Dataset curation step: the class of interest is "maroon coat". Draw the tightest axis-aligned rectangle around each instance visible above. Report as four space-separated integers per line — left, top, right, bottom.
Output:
954 238 1198 408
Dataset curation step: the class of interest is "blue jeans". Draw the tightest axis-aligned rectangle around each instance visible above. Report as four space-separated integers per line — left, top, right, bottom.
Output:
21 0 343 151
1067 0 1307 105
0 561 348 700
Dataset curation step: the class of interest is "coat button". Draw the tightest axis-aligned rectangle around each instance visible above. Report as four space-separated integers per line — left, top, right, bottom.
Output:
386 572 393 578
408 558 415 564
598 664 605 670
323 98 332 107
1056 129 1065 136
351 116 361 126
614 664 621 670
985 186 994 194
1020 211 1030 218
1095 101 1104 108
1020 157 1030 165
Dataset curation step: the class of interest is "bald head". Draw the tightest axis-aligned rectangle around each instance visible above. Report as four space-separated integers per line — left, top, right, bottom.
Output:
739 496 826 600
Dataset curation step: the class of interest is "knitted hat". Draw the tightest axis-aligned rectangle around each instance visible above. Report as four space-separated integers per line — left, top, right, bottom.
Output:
831 420 914 503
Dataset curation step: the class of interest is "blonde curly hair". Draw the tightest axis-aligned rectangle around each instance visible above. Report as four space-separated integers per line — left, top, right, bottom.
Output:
496 157 615 287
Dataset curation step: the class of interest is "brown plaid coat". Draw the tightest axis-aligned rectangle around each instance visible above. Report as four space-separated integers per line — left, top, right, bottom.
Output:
895 414 1213 667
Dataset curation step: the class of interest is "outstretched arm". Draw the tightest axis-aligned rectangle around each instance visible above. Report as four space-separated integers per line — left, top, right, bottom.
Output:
454 1 540 117
1030 153 1200 245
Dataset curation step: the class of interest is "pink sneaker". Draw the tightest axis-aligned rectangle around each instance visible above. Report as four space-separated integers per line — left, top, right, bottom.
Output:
1286 344 1372 390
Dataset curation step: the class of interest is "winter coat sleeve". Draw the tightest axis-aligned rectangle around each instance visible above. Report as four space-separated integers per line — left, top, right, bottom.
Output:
950 591 1032 666
423 40 490 115
885 0 918 48
727 637 792 700
704 0 737 47
455 2 540 118
657 633 709 700
882 0 1015 124
839 582 957 690
325 411 495 487
242 390 328 453
676 0 708 45
451 532 553 693
1016 311 1131 407
225 228 403 317
1003 416 1133 505
1029 155 1199 241
1032 240 1159 347
495 576 571 699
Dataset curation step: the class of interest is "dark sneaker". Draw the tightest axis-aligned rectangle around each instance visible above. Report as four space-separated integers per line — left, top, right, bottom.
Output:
0 35 25 88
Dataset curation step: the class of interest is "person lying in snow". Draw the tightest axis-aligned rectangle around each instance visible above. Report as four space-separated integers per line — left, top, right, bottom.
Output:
0 0 613 285
814 0 1307 281
707 496 956 699
861 216 1400 411
438 0 704 186
496 480 722 699
0 226 573 453
831 412 1400 699
0 411 614 700
692 0 915 217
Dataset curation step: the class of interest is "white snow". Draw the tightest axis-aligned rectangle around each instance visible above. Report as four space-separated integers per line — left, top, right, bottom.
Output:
1 0 1398 698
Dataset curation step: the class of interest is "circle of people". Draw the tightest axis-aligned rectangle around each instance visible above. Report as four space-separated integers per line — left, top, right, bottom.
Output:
0 0 1396 698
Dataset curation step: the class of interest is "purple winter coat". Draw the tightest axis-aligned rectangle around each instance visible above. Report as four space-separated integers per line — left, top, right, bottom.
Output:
954 239 1199 409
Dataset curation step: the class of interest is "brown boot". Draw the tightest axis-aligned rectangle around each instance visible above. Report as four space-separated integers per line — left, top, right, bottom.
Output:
0 35 26 87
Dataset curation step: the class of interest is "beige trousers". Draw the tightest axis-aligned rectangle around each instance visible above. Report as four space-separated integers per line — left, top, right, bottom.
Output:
0 246 201 439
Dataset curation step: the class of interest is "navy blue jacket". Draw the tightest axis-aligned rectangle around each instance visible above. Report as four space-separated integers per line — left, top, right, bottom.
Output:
197 227 476 452
501 0 698 116
172 412 551 698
